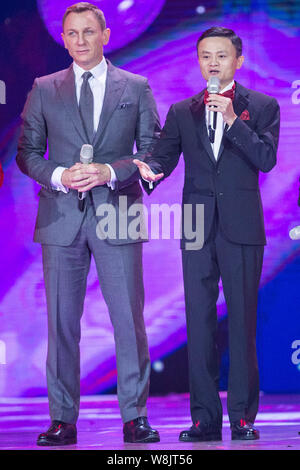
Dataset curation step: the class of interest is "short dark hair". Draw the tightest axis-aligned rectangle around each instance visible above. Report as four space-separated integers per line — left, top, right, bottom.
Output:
63 2 106 31
196 27 243 58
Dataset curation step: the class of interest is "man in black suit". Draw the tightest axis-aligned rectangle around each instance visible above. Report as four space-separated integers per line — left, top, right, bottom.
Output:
134 27 280 441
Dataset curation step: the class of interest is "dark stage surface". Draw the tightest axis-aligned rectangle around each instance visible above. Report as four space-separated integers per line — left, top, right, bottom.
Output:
0 393 299 451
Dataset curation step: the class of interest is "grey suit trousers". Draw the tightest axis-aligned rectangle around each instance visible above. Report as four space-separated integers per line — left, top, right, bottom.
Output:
41 196 150 424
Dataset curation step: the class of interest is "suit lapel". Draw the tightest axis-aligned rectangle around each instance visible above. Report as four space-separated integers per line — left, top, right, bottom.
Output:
55 65 88 143
92 60 127 147
190 92 216 166
232 82 250 118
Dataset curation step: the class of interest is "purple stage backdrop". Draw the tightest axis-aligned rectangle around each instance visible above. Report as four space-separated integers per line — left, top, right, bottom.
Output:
37 0 167 53
0 1 300 397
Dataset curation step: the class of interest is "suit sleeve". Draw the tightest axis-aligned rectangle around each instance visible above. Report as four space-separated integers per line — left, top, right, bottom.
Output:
16 79 59 190
225 97 280 173
141 104 182 194
109 78 161 191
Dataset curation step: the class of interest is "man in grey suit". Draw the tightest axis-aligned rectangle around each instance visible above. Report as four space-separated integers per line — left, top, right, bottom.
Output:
16 2 161 446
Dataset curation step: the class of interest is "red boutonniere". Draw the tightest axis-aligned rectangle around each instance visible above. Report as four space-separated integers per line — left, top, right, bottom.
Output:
0 162 4 188
240 109 250 120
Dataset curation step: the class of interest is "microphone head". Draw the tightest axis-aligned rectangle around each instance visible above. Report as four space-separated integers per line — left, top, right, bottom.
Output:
80 144 93 164
207 76 220 94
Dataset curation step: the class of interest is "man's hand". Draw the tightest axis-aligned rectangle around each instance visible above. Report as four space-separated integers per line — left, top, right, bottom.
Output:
207 94 237 127
61 162 111 192
133 159 164 183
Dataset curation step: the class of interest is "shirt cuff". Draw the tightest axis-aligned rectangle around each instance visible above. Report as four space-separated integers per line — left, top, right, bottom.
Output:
51 166 69 193
141 177 153 189
105 164 117 190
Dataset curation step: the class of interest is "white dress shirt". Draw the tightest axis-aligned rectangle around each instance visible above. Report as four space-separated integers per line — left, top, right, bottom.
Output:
51 57 117 192
205 80 234 160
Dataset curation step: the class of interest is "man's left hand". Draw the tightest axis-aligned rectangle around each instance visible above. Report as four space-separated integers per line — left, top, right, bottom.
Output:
207 94 237 127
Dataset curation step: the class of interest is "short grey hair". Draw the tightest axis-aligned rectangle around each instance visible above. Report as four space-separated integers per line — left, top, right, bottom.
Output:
63 2 106 31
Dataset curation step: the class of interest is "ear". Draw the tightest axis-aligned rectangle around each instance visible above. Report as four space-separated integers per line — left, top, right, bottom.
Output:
237 55 244 69
103 28 111 46
61 32 67 49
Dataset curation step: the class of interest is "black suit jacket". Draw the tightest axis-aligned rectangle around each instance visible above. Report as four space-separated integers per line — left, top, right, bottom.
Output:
143 82 280 248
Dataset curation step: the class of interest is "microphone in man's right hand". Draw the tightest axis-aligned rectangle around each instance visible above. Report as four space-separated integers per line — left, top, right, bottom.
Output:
78 144 93 211
207 76 220 143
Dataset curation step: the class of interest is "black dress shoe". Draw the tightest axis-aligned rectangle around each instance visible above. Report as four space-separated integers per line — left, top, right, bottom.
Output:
179 421 222 442
123 417 160 443
231 420 259 440
37 421 77 446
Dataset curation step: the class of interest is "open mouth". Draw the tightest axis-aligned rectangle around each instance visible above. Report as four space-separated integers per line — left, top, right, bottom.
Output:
209 70 220 74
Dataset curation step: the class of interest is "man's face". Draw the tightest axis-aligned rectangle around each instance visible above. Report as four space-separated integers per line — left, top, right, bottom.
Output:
197 36 244 89
61 11 110 70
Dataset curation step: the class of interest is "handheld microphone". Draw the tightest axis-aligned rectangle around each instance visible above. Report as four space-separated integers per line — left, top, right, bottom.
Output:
78 144 93 211
289 225 300 240
207 76 220 143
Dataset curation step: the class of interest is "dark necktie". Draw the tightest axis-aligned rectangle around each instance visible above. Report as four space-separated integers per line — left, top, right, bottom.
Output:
79 71 94 143
204 82 235 104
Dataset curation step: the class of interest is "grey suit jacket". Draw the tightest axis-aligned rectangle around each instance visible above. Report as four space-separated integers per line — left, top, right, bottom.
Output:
16 60 161 246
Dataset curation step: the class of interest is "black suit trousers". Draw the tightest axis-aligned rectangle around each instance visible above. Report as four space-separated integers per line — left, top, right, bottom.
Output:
182 209 264 426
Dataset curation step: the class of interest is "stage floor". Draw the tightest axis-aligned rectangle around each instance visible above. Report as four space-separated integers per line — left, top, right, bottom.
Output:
0 393 299 451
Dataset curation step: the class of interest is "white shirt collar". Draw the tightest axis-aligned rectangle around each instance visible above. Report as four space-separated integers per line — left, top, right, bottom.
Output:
73 57 107 82
219 80 235 94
